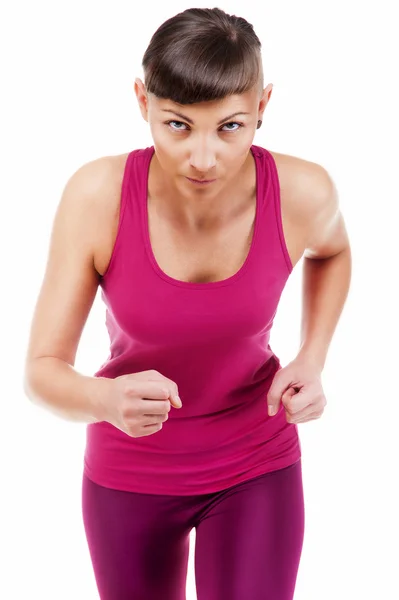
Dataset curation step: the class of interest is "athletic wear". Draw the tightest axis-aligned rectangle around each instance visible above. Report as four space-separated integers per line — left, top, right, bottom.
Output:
83 144 301 495
82 459 304 600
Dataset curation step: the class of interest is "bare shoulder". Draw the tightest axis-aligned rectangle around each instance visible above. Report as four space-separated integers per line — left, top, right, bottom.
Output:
268 149 332 219
268 150 347 260
84 152 130 276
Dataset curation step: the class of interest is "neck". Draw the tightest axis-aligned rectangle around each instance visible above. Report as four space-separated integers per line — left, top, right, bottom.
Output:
149 150 255 230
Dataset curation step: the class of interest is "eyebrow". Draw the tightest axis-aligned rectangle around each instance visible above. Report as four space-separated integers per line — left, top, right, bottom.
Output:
161 109 251 125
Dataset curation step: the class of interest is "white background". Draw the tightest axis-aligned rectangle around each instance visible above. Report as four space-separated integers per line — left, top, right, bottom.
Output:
1 1 398 599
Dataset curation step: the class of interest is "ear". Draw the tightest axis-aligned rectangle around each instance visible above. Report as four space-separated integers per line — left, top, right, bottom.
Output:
257 83 273 122
134 77 149 123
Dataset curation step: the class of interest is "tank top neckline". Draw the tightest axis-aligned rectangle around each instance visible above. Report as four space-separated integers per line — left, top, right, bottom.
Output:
141 145 261 290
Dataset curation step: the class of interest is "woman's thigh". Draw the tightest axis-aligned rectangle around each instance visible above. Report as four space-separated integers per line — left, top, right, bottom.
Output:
81 473 192 600
194 460 305 600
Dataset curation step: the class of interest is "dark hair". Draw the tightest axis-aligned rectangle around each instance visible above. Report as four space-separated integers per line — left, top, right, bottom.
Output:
141 7 263 105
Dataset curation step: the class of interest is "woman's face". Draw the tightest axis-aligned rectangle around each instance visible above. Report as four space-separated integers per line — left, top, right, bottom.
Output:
134 79 271 196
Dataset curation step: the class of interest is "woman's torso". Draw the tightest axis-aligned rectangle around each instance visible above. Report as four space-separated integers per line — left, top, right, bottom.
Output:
84 144 304 494
92 149 309 283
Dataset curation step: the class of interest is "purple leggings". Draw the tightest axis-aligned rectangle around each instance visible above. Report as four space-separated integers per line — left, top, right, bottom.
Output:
82 460 304 600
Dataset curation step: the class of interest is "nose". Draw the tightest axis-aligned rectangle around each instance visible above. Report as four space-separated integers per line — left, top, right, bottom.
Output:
189 142 216 173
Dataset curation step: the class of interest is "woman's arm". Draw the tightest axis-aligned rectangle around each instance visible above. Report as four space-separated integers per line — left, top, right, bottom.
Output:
23 157 114 423
295 165 352 371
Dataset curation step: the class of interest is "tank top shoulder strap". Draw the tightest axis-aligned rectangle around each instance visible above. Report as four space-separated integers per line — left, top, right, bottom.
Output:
251 144 293 275
100 146 152 282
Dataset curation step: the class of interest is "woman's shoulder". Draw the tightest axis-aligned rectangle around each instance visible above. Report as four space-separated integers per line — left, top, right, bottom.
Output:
265 147 322 179
77 151 131 229
263 148 334 266
267 148 332 220
70 151 131 277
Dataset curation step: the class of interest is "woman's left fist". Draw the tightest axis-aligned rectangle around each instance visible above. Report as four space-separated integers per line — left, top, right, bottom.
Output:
267 357 327 424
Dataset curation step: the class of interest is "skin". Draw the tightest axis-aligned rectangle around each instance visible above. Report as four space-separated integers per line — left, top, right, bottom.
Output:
133 77 272 230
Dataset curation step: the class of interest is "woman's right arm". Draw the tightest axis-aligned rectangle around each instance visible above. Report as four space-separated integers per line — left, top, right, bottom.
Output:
23 157 116 424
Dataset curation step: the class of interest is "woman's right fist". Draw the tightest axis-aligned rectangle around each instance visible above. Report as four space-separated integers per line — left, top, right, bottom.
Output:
95 370 182 438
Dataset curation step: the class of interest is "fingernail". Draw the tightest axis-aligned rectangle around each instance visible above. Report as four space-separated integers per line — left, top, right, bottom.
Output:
175 395 182 407
268 406 275 416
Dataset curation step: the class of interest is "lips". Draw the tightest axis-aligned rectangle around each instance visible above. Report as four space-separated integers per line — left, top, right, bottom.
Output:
186 177 216 184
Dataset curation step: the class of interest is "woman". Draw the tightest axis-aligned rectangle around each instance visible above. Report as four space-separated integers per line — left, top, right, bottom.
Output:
24 7 351 600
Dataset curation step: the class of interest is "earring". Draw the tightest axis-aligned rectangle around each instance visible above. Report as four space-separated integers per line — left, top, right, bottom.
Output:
257 119 262 129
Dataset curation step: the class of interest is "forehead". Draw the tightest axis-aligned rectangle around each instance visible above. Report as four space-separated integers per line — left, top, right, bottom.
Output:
151 89 258 115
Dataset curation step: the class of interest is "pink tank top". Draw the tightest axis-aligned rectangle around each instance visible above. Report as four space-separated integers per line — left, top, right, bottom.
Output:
83 144 301 495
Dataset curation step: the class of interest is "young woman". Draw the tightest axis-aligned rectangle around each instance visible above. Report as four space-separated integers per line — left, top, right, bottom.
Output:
24 7 351 600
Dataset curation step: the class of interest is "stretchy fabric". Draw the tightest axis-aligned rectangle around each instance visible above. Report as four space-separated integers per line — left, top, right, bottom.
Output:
82 459 304 600
83 144 301 495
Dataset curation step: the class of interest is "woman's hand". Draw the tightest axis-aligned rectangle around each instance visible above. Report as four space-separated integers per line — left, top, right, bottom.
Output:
94 370 182 437
267 357 327 424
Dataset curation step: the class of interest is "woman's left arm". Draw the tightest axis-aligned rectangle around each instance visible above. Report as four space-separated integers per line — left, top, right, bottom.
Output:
267 166 352 421
297 192 352 372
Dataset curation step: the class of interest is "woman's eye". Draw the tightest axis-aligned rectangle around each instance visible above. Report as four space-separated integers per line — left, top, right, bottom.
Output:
222 122 242 131
166 120 243 132
167 120 187 131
